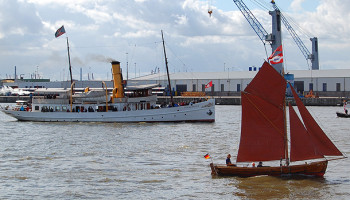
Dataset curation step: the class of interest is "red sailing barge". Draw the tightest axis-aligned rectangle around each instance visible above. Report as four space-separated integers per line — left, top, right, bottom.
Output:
210 61 345 177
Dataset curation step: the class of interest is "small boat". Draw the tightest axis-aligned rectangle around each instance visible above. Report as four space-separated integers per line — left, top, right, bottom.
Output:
336 112 350 118
336 101 350 118
210 61 345 177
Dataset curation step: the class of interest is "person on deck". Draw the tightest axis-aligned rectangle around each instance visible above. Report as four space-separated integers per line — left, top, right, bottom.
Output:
257 161 263 167
226 154 236 166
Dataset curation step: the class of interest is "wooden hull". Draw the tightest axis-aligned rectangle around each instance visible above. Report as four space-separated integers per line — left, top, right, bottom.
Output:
210 161 328 177
336 112 350 118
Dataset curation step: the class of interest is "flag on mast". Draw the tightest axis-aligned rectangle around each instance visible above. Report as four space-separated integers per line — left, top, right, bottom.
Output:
204 154 210 159
205 81 213 88
55 25 66 38
268 45 283 64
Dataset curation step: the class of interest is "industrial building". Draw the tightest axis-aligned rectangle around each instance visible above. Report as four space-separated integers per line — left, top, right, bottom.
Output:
2 68 350 98
131 68 350 97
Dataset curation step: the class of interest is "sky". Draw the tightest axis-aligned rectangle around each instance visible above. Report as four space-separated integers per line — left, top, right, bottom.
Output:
0 0 349 81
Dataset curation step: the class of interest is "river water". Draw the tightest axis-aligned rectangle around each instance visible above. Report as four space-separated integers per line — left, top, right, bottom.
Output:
0 104 349 199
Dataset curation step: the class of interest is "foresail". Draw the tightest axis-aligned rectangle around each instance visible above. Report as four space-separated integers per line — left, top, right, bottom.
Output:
289 103 324 161
290 83 343 157
237 62 287 162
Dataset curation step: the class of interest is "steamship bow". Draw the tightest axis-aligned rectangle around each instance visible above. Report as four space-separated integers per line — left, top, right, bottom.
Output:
2 61 215 122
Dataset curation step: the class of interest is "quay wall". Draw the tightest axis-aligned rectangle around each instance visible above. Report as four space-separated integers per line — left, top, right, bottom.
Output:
0 96 346 106
157 96 346 106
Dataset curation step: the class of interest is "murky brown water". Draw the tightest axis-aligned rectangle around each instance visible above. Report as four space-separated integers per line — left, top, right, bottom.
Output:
0 105 349 199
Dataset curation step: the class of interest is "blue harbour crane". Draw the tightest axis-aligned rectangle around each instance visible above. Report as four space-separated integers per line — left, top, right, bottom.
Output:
271 0 319 70
232 0 273 45
232 0 319 71
233 0 283 73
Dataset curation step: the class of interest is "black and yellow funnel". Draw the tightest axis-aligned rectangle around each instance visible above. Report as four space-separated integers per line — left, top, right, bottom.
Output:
111 61 124 98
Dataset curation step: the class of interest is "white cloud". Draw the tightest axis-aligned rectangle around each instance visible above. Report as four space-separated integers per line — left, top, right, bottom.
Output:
174 14 188 26
290 0 305 11
123 30 157 38
0 0 350 81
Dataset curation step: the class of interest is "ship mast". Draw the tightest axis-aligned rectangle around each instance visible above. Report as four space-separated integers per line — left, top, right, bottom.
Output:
161 30 174 106
283 86 289 166
66 37 73 88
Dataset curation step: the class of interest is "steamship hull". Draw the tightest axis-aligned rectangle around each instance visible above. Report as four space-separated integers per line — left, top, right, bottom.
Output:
2 98 215 122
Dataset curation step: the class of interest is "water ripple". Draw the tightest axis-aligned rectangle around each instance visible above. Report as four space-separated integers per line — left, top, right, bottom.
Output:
0 105 349 199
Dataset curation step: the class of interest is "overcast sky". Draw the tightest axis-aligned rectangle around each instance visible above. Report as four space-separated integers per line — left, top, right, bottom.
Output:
0 0 349 81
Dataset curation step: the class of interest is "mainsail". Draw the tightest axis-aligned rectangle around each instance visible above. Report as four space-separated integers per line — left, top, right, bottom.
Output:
237 62 287 162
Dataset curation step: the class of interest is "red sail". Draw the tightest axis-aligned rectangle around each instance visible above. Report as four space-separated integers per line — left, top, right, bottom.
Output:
289 103 324 161
237 62 287 162
290 84 342 156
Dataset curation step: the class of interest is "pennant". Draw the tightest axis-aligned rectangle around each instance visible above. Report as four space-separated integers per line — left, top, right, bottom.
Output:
268 45 283 64
204 154 210 159
55 25 66 38
205 81 212 89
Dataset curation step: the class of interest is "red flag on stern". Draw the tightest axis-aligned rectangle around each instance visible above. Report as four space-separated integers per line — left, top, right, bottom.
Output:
55 25 66 38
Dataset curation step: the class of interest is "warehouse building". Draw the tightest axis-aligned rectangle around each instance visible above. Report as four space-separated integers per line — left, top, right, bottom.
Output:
2 68 350 97
131 68 350 97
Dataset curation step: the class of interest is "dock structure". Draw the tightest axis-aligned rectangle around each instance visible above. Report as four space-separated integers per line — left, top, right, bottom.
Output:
0 95 346 106
157 96 345 106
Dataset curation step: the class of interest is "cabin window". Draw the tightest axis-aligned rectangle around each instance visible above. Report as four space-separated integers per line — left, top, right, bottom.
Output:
62 106 67 112
211 84 215 93
35 106 39 111
336 83 341 92
323 83 327 92
55 106 60 111
41 106 48 112
192 84 196 92
202 84 205 92
221 84 224 92
237 84 241 92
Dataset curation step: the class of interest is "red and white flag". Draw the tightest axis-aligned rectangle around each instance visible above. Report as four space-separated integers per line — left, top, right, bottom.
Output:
205 81 212 88
269 45 283 64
